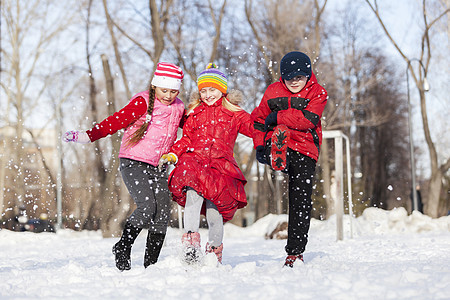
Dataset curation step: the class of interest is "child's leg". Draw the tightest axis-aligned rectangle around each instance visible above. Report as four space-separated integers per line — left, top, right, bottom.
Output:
147 168 171 235
205 200 223 247
120 158 171 269
113 220 142 271
120 158 160 229
183 188 204 232
181 188 203 263
143 168 170 267
285 151 316 256
144 231 166 267
204 200 224 263
115 158 158 271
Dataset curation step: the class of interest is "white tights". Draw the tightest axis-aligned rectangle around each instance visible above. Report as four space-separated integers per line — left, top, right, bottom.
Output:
184 188 223 247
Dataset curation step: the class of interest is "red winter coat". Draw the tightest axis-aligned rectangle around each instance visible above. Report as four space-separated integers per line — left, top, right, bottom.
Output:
251 72 328 161
168 96 253 222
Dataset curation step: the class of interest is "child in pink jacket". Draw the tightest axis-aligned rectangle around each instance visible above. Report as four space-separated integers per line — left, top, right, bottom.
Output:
63 63 185 271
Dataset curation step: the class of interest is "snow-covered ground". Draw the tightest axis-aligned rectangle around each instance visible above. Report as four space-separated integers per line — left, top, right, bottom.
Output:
1 207 449 300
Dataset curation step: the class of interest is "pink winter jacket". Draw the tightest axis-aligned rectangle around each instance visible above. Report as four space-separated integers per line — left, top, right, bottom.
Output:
119 91 185 166
87 90 185 167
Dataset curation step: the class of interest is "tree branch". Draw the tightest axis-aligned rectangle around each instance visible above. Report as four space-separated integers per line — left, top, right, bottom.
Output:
364 0 408 62
208 0 227 62
108 15 153 59
244 0 274 80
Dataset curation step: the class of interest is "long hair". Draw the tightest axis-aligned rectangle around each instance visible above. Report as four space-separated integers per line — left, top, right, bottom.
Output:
125 86 156 147
187 89 243 115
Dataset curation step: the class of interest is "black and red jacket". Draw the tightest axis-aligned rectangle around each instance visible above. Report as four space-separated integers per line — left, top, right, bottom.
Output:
251 72 328 161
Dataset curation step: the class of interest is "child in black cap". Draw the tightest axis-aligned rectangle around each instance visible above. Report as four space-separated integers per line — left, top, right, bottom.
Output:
251 51 328 267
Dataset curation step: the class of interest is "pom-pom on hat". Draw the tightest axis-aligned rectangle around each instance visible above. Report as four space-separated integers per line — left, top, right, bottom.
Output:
197 63 227 94
151 62 184 90
280 51 312 81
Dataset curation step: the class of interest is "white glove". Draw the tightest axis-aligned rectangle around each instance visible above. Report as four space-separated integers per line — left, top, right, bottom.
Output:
63 130 91 144
158 153 177 170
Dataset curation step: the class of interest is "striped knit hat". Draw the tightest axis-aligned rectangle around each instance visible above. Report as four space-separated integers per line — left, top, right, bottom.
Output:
151 62 184 90
197 63 227 94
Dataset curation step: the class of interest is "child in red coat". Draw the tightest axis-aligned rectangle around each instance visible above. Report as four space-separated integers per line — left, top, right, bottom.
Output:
159 64 253 264
251 51 328 267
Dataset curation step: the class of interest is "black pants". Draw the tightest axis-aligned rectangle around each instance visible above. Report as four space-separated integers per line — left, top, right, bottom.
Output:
120 158 170 234
285 150 317 255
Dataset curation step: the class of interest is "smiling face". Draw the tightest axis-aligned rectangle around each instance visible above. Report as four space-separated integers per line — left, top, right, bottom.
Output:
154 86 179 105
284 75 308 93
199 87 223 105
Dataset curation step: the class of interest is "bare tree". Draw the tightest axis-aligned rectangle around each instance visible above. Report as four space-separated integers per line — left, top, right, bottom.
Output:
81 0 103 231
206 0 227 62
98 54 122 237
365 0 450 217
101 0 131 100
70 0 132 237
105 0 174 77
163 0 229 89
1 0 76 222
313 2 426 218
245 0 327 82
356 54 410 210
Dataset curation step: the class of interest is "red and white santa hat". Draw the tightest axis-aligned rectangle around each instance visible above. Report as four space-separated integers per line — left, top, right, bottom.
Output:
151 62 184 90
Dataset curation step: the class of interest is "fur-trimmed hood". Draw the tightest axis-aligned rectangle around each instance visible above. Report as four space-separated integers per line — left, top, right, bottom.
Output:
189 89 244 106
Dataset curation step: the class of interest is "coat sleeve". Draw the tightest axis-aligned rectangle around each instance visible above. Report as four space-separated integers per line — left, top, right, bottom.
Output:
277 86 327 131
169 113 193 157
250 91 271 148
86 96 147 142
236 110 254 138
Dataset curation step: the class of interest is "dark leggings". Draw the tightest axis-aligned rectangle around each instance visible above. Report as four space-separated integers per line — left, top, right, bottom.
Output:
285 150 317 255
120 158 170 234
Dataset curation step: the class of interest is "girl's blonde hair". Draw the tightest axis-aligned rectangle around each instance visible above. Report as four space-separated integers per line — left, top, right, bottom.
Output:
187 89 244 115
125 86 156 147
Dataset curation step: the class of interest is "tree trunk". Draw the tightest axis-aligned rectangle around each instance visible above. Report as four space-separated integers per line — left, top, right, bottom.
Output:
207 0 227 62
419 88 444 217
102 0 131 99
426 171 442 217
364 0 450 217
100 54 122 237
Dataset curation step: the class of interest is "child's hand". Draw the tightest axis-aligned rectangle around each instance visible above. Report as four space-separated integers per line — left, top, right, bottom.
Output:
63 130 91 144
158 153 177 170
255 146 267 164
264 112 278 131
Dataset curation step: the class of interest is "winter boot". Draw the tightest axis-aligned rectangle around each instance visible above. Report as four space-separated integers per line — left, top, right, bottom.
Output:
284 254 304 268
144 232 166 268
112 221 142 271
181 231 201 264
205 242 223 264
271 124 290 171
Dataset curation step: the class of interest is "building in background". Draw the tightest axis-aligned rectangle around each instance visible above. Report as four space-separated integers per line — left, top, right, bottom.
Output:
0 125 58 229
